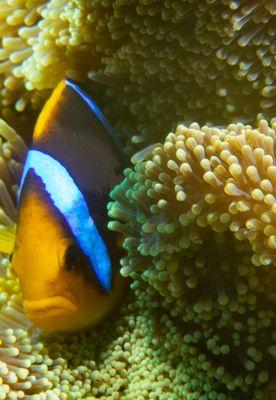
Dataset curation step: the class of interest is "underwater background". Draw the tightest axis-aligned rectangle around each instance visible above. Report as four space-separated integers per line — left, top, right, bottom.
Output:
0 0 275 399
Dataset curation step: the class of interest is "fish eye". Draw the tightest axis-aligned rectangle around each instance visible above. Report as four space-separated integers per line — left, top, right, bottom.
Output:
64 243 82 271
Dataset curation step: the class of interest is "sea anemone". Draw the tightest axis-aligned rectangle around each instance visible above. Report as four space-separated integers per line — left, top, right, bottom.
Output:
108 119 276 398
0 1 275 399
0 119 237 399
0 1 275 152
95 0 276 152
0 117 274 399
1 256 249 400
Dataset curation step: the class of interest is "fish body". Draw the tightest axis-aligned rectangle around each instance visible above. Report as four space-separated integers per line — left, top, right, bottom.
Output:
10 79 125 331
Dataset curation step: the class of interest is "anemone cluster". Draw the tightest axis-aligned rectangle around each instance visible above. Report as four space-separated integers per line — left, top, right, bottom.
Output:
0 1 275 151
0 118 274 399
0 119 245 400
0 267 275 400
0 1 275 399
108 119 276 399
1 258 249 400
3 260 275 400
95 0 276 152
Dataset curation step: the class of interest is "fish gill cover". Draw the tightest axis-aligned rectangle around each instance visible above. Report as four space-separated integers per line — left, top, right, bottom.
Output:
0 1 275 400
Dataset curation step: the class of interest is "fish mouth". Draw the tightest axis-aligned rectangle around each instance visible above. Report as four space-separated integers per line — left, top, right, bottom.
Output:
23 294 77 319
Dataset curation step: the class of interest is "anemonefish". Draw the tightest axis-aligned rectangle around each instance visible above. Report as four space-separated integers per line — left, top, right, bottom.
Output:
0 79 126 331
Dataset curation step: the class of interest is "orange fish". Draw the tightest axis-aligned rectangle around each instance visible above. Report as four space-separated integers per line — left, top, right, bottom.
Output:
0 79 125 331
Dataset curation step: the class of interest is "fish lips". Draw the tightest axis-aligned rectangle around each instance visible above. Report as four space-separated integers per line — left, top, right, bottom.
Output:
23 293 77 319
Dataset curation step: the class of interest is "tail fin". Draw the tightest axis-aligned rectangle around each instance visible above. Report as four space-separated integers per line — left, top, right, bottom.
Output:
0 225 16 254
